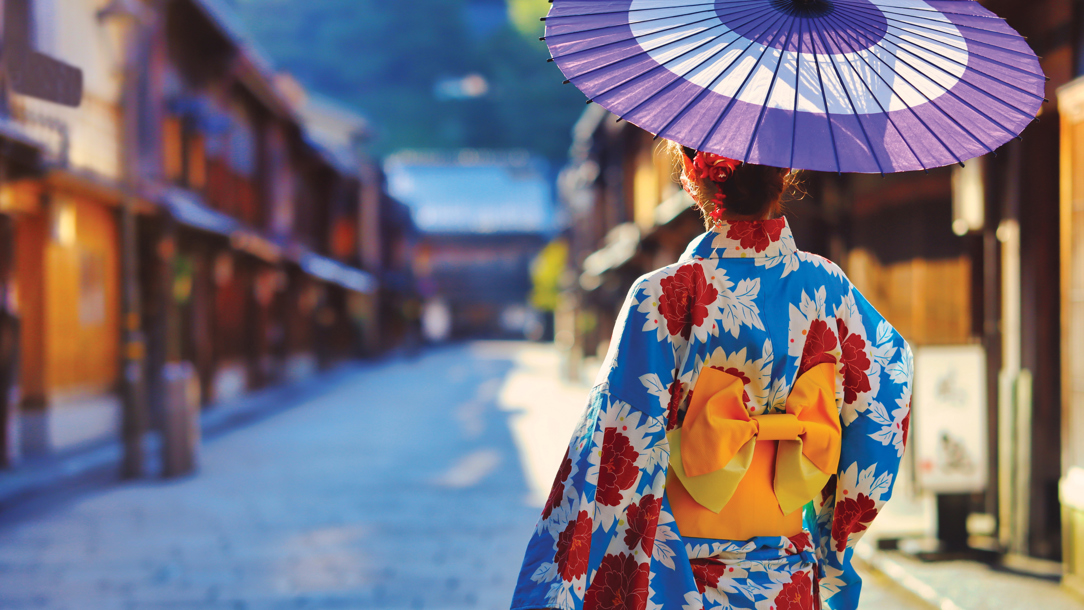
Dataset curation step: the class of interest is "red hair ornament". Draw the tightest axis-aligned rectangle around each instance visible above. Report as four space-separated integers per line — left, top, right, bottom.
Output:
682 151 741 227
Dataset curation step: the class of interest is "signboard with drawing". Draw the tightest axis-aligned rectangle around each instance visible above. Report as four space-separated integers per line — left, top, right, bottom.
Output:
913 345 988 493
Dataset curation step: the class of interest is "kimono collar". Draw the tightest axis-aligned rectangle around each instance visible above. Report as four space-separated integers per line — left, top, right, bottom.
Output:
680 217 797 261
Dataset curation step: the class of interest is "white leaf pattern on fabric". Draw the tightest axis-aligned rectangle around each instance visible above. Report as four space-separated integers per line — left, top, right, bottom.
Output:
797 251 846 279
867 401 892 426
718 277 764 338
888 346 914 386
682 589 706 610
652 525 679 569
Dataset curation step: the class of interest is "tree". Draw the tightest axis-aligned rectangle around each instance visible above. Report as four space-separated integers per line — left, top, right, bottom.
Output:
233 0 584 163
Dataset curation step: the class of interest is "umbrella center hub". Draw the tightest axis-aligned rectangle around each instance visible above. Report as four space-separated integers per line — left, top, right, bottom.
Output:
769 0 834 18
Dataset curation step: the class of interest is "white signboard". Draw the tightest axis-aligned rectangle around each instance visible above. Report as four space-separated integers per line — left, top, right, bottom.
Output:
913 345 988 493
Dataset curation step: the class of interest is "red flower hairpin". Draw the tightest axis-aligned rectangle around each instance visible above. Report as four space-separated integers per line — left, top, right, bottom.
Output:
684 152 740 226
692 152 741 184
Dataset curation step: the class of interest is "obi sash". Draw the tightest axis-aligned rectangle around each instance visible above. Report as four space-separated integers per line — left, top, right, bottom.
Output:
666 362 841 540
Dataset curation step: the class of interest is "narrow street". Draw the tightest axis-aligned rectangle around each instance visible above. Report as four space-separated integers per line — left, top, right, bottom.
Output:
0 343 928 610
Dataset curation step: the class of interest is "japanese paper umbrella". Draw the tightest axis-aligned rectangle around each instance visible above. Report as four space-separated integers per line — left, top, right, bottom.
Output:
543 0 1046 173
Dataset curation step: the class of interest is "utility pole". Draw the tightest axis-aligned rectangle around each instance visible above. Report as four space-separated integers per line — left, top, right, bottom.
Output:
98 0 150 479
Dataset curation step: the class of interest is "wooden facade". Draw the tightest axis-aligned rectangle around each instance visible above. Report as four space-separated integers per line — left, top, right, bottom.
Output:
0 0 416 469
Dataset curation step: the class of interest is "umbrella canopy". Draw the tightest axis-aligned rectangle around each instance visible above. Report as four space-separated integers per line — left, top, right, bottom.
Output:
545 0 1046 173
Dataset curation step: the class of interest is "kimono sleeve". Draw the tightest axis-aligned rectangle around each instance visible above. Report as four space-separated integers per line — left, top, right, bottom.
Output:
808 285 914 610
510 275 692 610
593 272 689 422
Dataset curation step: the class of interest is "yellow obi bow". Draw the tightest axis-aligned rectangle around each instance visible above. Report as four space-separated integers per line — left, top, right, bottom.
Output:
667 362 841 516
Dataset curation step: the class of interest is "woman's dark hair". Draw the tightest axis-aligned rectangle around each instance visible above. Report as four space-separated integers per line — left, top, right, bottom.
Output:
671 143 798 224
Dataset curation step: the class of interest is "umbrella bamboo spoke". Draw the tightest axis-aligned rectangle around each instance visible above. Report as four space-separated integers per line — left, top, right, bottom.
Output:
810 24 887 173
545 2 760 40
580 8 782 103
835 8 1046 96
830 0 1041 62
651 10 791 142
744 14 802 163
823 9 1005 161
830 7 1041 127
696 13 796 152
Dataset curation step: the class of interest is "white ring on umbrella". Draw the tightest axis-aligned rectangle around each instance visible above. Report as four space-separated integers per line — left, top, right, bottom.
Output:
629 0 967 115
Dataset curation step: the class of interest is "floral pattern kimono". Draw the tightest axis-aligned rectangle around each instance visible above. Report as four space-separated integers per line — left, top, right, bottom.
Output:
511 218 913 610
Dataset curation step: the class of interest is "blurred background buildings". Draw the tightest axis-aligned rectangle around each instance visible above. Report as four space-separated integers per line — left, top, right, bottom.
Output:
4 0 1084 605
0 0 420 477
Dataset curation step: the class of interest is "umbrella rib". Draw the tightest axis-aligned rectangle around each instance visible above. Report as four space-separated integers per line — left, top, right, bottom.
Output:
695 11 793 152
812 20 843 173
558 18 730 83
546 0 747 20
832 9 1038 130
743 14 800 163
549 13 726 63
650 10 791 143
789 16 803 169
545 2 760 40
576 8 781 103
824 12 994 160
808 25 886 174
836 9 1045 99
549 1 777 70
817 15 932 170
834 1 1045 69
831 0 1007 21
829 1 1041 60
831 1 1024 38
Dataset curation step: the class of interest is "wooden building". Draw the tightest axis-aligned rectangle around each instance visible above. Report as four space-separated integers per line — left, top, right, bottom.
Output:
386 151 550 340
0 0 415 473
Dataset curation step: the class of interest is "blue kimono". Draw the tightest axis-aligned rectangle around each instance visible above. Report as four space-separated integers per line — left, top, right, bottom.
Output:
512 218 913 610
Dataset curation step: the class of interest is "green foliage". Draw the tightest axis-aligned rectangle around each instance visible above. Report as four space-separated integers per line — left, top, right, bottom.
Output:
530 239 568 312
507 0 549 38
233 0 583 163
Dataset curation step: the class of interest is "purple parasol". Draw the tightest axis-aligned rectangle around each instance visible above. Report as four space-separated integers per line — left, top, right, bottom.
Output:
544 0 1046 173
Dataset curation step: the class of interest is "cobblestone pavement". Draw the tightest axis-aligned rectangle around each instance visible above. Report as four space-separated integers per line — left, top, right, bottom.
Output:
0 342 928 610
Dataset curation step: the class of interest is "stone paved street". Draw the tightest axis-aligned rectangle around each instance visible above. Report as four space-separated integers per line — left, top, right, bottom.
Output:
0 343 929 609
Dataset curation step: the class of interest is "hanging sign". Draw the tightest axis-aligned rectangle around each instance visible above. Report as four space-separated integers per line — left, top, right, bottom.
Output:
913 345 989 493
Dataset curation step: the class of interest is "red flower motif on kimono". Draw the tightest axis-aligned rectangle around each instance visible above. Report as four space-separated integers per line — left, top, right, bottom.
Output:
798 319 838 377
836 320 872 404
788 531 813 552
689 560 730 594
555 511 593 581
902 409 911 448
658 264 719 341
725 218 785 253
775 571 815 610
623 495 661 554
543 448 573 520
583 552 650 610
666 380 684 431
596 428 641 507
832 493 878 552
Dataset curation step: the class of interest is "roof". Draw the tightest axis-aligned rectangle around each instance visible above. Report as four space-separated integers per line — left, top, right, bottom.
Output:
384 150 554 235
297 94 374 175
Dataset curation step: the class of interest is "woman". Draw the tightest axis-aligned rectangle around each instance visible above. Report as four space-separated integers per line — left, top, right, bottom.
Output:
511 144 913 610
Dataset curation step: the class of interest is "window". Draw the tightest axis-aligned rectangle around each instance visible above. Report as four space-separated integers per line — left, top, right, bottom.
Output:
30 0 57 56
